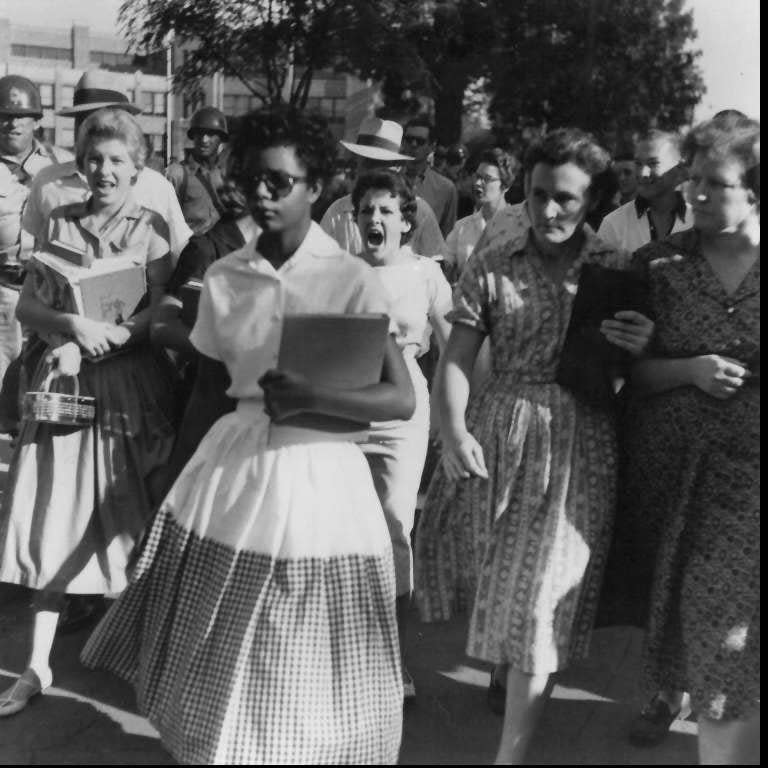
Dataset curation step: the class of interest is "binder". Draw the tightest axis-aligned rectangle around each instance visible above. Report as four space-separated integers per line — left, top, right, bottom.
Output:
274 313 390 432
556 264 650 407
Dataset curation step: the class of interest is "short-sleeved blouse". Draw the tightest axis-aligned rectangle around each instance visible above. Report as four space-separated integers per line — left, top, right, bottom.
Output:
190 221 391 400
29 197 171 313
370 254 452 358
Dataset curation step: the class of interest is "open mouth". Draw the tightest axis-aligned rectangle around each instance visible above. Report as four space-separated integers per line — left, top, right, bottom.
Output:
366 230 384 247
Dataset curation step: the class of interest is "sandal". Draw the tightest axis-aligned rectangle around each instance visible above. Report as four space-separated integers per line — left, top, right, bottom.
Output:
0 668 52 718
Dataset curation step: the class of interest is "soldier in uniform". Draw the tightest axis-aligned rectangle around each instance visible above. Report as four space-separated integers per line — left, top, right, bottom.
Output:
0 75 71 390
165 107 228 235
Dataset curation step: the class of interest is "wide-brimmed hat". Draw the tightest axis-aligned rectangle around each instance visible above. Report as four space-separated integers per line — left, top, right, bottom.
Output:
339 117 413 161
57 70 143 116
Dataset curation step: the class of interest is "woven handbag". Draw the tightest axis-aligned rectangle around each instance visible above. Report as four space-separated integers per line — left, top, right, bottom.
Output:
22 370 96 427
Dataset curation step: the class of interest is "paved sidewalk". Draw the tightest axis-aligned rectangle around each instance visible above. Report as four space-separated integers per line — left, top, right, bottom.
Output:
0 435 698 764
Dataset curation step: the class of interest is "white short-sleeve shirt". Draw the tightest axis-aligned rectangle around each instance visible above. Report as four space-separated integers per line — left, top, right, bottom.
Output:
597 197 694 253
190 221 392 399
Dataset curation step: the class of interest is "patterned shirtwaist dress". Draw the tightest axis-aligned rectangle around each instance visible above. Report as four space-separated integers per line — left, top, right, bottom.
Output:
415 226 630 674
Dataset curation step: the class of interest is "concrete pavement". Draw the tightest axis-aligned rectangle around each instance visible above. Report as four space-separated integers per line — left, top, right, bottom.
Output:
0 434 698 764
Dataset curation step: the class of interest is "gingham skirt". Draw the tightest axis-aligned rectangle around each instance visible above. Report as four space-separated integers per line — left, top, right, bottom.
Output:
81 403 403 765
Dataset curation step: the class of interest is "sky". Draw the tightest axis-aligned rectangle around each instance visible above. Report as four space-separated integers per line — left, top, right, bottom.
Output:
1 0 760 120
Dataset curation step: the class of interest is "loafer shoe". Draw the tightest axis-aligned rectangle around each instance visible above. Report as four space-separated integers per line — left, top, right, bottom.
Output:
0 668 52 718
628 694 688 747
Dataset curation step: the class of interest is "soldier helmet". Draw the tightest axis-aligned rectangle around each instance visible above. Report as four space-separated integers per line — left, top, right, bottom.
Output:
0 75 43 118
188 107 228 140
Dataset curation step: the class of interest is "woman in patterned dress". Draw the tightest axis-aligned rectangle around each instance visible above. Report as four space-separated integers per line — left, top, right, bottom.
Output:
81 107 415 764
353 170 453 699
414 128 655 764
625 116 760 764
0 108 177 716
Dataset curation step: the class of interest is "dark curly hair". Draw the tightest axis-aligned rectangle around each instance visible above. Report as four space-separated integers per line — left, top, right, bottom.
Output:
684 116 760 198
227 106 336 188
523 128 610 183
351 170 418 245
475 148 518 187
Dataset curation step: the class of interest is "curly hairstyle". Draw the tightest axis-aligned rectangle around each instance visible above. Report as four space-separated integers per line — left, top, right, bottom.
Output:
351 170 418 244
523 128 610 183
75 107 146 172
684 116 760 198
475 148 518 188
227 106 336 188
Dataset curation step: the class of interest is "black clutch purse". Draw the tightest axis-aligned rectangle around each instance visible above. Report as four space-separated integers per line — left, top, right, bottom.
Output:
556 264 650 408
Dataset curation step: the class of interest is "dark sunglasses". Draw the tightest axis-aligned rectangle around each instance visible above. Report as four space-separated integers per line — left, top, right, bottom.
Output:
242 169 308 199
404 134 429 147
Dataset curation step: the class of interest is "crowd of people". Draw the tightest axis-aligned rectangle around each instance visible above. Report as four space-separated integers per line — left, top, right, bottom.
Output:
0 69 759 766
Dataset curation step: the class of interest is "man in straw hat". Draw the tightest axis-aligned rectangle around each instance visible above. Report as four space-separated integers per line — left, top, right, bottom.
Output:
320 117 446 258
0 75 72 397
23 70 191 259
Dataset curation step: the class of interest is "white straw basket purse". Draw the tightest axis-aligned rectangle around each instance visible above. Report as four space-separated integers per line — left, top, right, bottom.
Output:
22 370 96 426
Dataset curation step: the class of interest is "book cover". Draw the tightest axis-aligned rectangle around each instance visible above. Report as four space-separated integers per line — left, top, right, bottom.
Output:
31 251 147 323
78 266 147 324
274 313 390 432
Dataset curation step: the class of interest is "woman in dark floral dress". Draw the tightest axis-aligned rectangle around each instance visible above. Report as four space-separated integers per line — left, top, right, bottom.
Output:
626 116 760 764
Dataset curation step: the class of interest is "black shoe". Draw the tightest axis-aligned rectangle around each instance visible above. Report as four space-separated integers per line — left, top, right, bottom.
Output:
487 675 506 715
628 694 686 747
56 596 105 635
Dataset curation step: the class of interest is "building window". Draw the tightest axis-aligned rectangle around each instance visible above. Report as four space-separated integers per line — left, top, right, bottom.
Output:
38 84 55 109
11 44 71 61
59 127 75 149
61 86 74 107
91 50 134 72
153 92 166 115
142 91 166 115
146 133 164 152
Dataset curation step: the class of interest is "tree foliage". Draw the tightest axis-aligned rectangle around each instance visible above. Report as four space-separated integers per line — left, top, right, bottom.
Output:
487 0 705 144
120 0 704 146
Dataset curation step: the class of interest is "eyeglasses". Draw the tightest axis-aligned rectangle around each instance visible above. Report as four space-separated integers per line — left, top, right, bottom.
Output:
474 172 502 185
244 169 308 199
404 134 429 147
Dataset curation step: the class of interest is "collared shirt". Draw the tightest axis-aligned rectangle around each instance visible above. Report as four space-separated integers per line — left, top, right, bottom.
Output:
410 166 458 237
471 201 531 255
320 193 446 258
23 161 192 258
166 155 226 236
190 221 391 400
0 140 72 262
45 198 171 266
444 205 511 274
597 194 693 254
28 196 172 320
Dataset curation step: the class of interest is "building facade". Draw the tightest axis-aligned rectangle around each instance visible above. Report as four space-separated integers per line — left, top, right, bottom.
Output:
0 17 375 163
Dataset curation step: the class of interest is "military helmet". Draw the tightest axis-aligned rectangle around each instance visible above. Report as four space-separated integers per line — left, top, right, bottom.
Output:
0 75 43 118
187 107 228 140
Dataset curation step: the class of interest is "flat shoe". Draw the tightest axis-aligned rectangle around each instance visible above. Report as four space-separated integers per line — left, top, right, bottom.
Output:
487 674 506 716
628 694 686 747
0 669 51 718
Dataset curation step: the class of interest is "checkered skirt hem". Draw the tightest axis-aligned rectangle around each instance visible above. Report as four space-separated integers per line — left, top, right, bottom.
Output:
81 510 403 765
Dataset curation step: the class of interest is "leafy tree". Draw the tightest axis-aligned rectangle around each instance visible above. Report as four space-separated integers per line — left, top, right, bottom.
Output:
119 0 408 107
487 0 705 146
